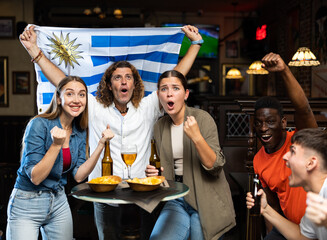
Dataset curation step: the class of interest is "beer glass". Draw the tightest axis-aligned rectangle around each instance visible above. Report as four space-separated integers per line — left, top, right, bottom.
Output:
121 144 137 179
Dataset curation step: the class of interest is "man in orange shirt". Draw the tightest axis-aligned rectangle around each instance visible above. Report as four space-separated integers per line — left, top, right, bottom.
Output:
250 53 317 239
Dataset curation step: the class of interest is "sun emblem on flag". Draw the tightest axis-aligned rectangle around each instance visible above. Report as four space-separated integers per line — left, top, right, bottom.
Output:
47 32 83 68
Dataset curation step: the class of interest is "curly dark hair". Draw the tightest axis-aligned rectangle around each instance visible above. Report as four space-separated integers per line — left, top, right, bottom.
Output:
96 61 144 108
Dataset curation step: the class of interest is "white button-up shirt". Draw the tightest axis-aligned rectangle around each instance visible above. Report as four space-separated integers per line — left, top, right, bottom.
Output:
88 91 162 180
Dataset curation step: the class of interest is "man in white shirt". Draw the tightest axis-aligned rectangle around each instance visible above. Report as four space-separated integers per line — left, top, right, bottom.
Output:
20 24 203 240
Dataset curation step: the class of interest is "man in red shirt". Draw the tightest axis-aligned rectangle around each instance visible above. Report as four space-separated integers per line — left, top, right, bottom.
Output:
250 52 318 239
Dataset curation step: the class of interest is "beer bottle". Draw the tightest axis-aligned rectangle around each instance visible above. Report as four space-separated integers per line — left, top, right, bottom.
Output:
102 141 113 176
250 174 261 216
149 139 161 176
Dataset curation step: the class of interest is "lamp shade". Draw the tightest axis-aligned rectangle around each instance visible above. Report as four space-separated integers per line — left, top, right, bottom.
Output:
288 47 320 67
226 68 243 79
246 60 269 74
83 9 92 15
114 9 123 19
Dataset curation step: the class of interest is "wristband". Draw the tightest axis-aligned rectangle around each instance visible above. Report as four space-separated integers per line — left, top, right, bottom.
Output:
31 50 43 63
191 39 204 45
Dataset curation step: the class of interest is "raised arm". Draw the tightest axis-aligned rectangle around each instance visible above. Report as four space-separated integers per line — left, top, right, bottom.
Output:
261 53 317 130
74 125 114 183
20 25 65 87
174 25 202 76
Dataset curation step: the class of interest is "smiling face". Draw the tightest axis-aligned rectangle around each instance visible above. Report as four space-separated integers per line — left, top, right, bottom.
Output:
108 67 135 110
254 108 287 153
158 76 189 125
58 80 87 120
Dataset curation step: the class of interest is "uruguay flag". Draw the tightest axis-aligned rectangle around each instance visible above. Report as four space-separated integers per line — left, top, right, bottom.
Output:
28 25 185 113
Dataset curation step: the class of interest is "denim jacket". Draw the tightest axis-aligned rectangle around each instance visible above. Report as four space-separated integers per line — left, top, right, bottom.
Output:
15 117 86 192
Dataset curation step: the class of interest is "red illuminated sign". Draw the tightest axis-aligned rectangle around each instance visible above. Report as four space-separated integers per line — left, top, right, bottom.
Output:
256 24 267 40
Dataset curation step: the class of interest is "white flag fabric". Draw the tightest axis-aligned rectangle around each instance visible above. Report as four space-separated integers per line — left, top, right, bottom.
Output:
28 25 184 113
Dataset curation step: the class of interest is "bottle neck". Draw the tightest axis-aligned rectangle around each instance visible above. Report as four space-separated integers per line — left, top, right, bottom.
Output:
102 141 112 162
104 141 110 155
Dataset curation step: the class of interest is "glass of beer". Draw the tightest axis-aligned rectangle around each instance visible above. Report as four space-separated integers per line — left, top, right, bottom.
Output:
121 144 137 179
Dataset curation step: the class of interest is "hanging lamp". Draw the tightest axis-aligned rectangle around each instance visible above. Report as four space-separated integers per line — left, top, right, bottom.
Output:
246 60 268 74
288 47 320 67
226 2 243 80
226 68 243 79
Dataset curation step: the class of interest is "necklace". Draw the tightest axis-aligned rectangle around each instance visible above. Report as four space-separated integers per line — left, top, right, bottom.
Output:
119 108 128 114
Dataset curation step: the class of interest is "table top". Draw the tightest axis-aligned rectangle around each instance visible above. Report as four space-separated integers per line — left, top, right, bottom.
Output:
71 180 189 205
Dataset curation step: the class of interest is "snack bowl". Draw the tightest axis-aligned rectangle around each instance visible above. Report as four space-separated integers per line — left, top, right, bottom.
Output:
125 176 165 192
87 175 122 192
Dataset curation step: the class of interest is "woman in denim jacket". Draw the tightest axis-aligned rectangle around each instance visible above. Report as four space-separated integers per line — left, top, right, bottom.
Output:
6 76 114 240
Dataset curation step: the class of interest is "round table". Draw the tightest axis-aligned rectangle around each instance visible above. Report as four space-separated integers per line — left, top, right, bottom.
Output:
70 180 189 240
70 180 189 205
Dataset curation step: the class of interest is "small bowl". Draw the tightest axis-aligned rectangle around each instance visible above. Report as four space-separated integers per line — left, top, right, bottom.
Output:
87 175 122 192
126 176 165 192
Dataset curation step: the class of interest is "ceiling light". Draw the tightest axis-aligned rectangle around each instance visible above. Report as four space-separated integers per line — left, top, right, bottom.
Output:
225 3 243 80
114 9 123 19
246 60 268 74
98 13 106 19
226 68 243 79
288 47 320 67
93 6 102 14
83 9 92 15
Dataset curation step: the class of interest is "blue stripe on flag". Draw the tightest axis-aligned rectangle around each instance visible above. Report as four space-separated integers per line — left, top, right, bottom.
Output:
39 71 48 82
82 73 103 86
144 91 151 97
91 33 184 47
91 52 179 67
42 93 54 105
138 70 161 83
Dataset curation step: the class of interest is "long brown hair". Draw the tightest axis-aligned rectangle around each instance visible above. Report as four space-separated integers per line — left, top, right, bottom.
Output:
36 76 88 131
96 61 144 108
21 76 90 159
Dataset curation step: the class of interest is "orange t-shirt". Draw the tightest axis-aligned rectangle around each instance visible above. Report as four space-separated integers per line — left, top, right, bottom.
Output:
253 131 306 224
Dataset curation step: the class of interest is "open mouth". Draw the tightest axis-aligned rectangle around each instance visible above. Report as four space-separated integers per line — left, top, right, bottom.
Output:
260 134 272 143
167 101 174 109
121 88 128 93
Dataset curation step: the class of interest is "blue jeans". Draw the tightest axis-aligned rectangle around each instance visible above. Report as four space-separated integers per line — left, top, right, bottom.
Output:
93 203 121 240
6 188 72 240
150 198 204 240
